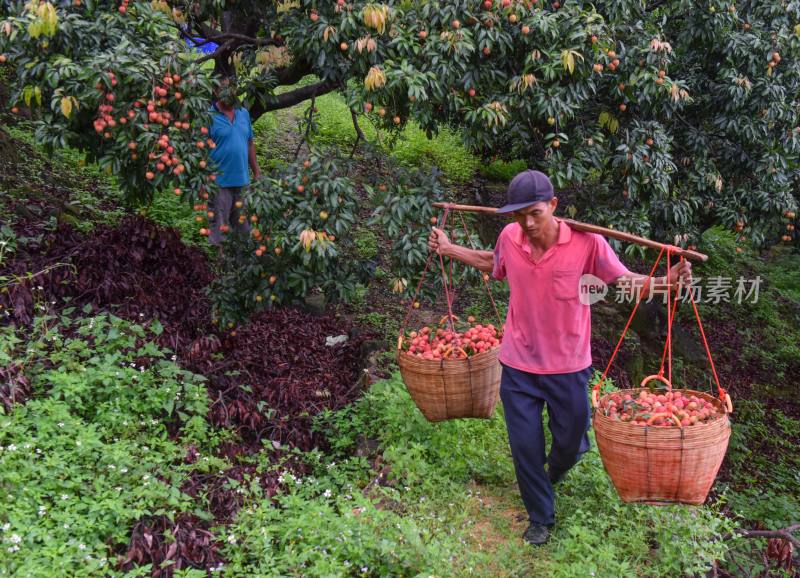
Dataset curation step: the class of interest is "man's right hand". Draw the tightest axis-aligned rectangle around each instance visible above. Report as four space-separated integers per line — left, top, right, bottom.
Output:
428 227 452 256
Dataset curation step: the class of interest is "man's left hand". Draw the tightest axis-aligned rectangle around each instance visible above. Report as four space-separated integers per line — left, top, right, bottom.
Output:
666 260 692 287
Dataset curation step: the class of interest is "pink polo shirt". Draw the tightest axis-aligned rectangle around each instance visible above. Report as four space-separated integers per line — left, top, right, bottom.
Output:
492 220 630 374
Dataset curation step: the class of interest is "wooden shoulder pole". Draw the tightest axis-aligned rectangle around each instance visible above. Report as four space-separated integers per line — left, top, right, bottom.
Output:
432 202 708 262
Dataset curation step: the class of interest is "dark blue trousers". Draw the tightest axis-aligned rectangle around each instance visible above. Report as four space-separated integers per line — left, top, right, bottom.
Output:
499 363 592 526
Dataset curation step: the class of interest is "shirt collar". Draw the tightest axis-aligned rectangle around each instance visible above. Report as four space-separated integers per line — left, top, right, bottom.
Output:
211 102 238 116
516 219 571 254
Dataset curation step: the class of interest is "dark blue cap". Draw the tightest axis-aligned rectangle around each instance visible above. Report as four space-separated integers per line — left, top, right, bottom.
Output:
495 170 555 214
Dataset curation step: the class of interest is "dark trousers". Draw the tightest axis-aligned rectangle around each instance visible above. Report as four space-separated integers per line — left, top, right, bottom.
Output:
499 363 592 526
208 186 251 245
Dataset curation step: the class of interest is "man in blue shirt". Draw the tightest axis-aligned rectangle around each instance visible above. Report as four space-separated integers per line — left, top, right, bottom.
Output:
207 80 261 245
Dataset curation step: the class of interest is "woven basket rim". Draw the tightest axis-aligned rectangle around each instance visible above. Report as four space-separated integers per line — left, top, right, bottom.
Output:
594 388 729 430
396 345 500 366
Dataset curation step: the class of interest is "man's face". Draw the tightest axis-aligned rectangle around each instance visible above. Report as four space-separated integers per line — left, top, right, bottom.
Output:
513 198 558 241
216 80 238 108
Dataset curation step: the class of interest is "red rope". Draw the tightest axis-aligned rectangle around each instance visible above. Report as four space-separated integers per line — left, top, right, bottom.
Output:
658 288 680 377
594 246 666 395
666 249 673 386
688 282 726 401
437 210 457 333
401 208 449 335
458 210 503 327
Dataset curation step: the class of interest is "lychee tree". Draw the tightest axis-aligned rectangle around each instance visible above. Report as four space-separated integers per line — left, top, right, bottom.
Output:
1 0 799 252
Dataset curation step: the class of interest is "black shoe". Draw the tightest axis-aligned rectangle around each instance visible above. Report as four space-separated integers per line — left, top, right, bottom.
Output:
548 467 565 486
523 523 550 546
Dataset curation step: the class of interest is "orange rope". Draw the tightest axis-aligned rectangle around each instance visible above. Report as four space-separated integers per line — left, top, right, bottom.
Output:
658 287 680 378
400 208 449 334
457 210 503 327
666 249 673 386
437 211 457 332
688 283 727 402
594 246 666 395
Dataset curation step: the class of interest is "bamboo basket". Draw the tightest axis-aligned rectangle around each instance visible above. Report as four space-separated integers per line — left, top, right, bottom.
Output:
397 345 501 422
593 388 731 504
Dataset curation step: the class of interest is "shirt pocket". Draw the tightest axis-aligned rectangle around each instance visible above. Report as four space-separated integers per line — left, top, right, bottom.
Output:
552 269 580 301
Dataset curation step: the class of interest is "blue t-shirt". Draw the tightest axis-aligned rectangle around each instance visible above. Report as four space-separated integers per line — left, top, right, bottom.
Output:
209 105 254 187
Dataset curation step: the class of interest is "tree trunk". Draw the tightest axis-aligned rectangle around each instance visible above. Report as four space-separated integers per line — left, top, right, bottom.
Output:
0 128 18 167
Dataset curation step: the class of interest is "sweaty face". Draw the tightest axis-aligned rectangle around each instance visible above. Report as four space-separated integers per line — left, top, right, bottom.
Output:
513 199 557 241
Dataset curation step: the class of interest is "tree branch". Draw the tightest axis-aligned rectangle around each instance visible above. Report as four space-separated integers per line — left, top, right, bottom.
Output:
294 95 316 160
249 79 338 123
349 108 366 159
736 524 800 550
196 39 236 65
646 0 670 12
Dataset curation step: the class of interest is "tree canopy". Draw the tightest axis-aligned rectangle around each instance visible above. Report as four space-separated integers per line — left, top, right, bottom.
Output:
1 0 798 249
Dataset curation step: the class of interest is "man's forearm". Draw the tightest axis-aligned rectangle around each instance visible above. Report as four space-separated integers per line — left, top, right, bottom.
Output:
248 141 260 176
442 244 494 273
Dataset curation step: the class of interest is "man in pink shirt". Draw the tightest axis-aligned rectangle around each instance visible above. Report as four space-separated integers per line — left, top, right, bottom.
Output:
428 170 691 546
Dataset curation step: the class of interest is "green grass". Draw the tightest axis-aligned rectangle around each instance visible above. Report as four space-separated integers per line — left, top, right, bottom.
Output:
289 87 481 183
134 188 212 255
312 374 735 577
479 158 529 182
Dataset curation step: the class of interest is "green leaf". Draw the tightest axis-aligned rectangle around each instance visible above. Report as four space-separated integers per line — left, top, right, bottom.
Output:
150 320 164 336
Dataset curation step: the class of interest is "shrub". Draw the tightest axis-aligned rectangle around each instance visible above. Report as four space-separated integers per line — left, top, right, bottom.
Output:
0 312 213 577
479 158 528 183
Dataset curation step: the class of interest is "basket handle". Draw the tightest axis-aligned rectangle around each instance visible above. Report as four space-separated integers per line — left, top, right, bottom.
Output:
645 412 683 428
723 392 733 413
640 373 672 390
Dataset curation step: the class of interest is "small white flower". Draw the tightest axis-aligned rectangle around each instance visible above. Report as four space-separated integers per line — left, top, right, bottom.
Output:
142 474 150 481
75 440 81 447
61 494 69 501
78 543 86 550
9 534 21 544
361 567 368 574
323 489 332 498
57 422 65 428
6 444 16 452
226 534 236 544
120 467 128 473
63 523 70 529
1 523 9 532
